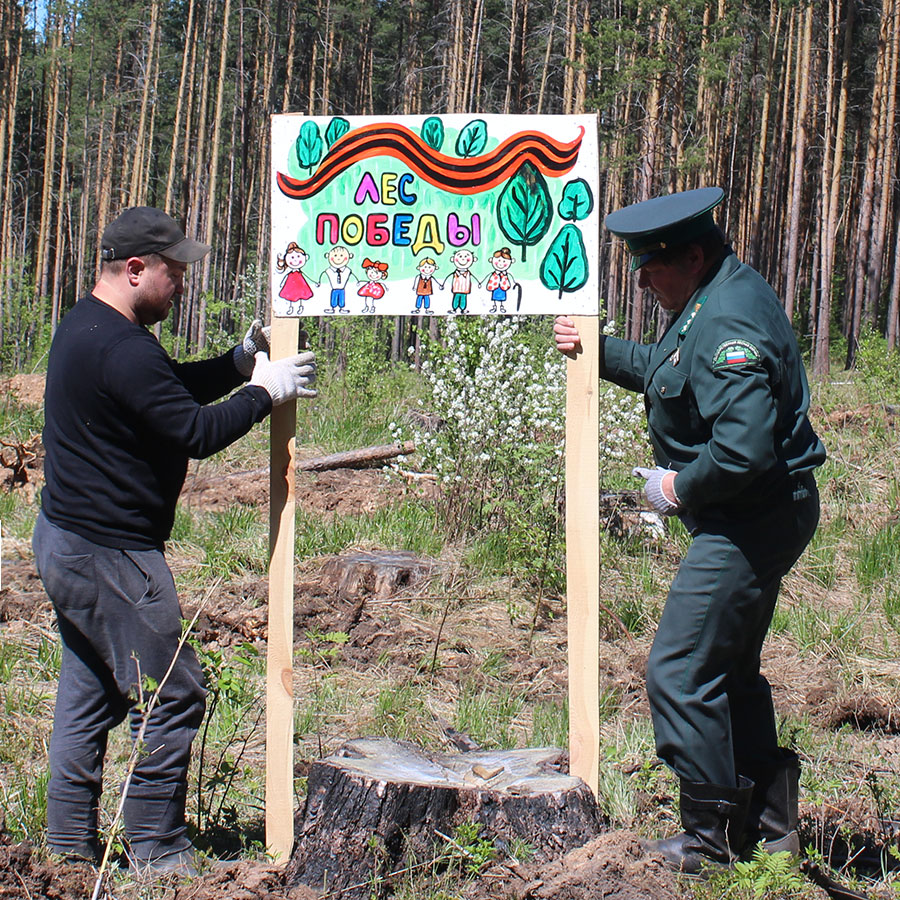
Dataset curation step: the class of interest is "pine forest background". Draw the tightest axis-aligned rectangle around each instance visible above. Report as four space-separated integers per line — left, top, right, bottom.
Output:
1 0 899 377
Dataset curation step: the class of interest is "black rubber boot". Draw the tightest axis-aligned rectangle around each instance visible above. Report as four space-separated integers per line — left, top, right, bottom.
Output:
740 748 801 856
649 776 754 875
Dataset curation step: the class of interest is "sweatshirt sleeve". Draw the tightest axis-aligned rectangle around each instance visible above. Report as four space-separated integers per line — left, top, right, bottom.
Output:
171 347 247 404
103 332 272 460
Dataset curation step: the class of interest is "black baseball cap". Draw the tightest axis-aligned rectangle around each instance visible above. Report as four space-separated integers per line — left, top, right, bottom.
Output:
605 187 725 270
100 207 211 263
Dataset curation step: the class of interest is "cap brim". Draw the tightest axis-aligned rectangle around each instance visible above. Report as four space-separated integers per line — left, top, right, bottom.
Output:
161 238 211 263
630 251 659 271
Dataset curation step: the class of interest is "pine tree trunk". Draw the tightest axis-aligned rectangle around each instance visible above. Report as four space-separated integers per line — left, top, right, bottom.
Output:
783 3 813 324
747 0 780 270
165 0 196 213
863 0 898 331
35 12 63 306
846 0 889 365
814 0 854 377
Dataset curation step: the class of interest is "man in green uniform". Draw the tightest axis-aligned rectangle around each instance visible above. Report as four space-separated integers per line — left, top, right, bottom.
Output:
555 187 825 874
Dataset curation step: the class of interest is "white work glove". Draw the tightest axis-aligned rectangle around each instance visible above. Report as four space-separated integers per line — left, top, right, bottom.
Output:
233 319 272 377
633 466 681 516
249 350 317 405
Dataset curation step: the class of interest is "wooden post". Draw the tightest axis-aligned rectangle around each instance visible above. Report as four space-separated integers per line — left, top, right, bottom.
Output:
565 315 600 796
266 316 300 861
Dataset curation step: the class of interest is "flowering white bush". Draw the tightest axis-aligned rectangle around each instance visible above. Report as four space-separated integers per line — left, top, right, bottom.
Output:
393 317 565 486
390 317 648 587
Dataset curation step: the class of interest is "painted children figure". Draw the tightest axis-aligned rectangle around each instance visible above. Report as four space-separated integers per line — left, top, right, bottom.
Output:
445 248 477 314
320 246 356 314
276 242 314 314
412 258 437 315
358 258 389 313
485 247 516 313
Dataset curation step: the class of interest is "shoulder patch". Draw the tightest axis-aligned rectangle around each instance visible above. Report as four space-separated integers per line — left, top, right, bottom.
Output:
711 339 762 371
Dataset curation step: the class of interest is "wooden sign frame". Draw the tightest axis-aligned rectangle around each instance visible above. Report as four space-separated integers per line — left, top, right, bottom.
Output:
264 111 604 857
266 316 300 861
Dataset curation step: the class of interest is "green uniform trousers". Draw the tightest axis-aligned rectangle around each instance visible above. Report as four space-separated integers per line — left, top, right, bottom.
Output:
646 472 819 786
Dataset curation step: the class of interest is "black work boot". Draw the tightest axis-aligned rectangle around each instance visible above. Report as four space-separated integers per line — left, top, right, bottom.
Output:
740 748 801 856
649 776 754 875
124 787 197 878
128 839 198 878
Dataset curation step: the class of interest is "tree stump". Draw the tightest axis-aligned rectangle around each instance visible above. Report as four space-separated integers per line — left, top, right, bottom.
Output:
285 738 604 898
320 551 434 599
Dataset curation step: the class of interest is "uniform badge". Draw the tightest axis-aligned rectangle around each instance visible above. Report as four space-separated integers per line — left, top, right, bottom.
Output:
712 339 762 371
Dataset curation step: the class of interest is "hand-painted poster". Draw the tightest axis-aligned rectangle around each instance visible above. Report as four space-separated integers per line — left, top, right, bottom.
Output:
270 114 599 318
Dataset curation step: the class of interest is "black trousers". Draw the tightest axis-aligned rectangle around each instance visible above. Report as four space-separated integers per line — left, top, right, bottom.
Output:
646 474 819 786
33 513 206 855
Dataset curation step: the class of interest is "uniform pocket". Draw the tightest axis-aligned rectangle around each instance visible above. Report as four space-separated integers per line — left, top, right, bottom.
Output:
46 552 99 610
648 364 689 404
647 365 703 440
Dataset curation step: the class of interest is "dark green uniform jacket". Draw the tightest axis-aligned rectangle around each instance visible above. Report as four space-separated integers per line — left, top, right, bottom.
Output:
601 253 825 515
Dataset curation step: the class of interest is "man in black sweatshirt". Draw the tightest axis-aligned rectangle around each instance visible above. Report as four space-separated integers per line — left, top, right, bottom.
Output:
32 207 315 875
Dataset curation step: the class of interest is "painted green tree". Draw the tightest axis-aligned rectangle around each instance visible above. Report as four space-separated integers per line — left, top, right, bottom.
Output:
495 162 553 261
558 178 594 222
295 121 324 173
325 117 350 147
421 116 444 151
540 224 588 300
455 119 488 158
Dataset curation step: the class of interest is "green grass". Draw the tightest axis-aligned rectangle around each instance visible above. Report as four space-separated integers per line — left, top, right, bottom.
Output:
855 519 900 590
373 681 428 741
454 681 524 750
0 768 49 842
529 698 568 748
294 499 442 559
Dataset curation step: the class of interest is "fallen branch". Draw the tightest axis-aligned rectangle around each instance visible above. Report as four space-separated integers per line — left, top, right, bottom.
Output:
298 440 416 472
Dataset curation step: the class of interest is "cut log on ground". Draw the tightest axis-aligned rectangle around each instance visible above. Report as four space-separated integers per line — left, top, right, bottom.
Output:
298 441 416 472
286 738 604 899
321 550 434 599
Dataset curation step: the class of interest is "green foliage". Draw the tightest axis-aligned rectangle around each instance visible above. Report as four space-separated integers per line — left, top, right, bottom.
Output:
530 698 568 748
445 821 496 875
294 499 442 560
802 516 846 590
854 327 900 406
374 681 426 740
298 629 349 667
455 120 488 157
540 224 589 298
393 318 565 592
190 641 265 837
732 846 805 897
0 769 49 842
495 162 553 261
0 259 45 372
421 117 445 151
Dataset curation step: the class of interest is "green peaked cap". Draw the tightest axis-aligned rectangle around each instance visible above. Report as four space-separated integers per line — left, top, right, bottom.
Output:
605 187 725 270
